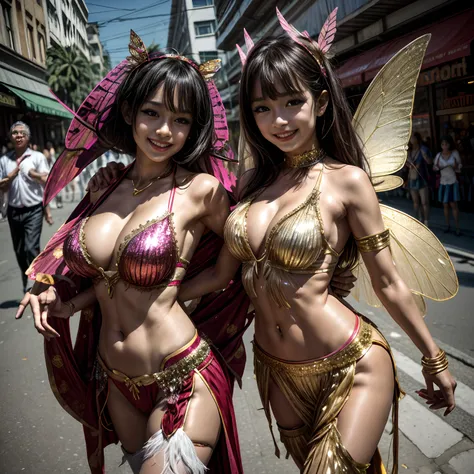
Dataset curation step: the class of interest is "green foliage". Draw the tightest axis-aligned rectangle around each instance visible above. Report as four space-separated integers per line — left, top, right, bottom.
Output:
46 44 94 110
147 41 161 54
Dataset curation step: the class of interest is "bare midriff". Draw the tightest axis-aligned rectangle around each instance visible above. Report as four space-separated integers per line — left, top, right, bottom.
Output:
96 281 196 377
253 270 361 361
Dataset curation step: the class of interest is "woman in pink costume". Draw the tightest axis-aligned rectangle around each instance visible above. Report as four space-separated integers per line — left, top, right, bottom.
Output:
16 33 246 474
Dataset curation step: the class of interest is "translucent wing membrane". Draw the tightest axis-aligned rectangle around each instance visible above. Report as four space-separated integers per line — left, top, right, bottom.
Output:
352 35 431 178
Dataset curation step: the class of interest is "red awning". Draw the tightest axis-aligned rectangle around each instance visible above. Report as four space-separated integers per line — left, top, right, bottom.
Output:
337 9 474 88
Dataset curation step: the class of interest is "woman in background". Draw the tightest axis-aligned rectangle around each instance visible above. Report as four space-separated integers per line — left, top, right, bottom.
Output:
434 135 462 235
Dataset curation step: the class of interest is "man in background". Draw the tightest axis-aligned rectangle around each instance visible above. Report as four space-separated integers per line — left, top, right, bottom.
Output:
0 122 52 293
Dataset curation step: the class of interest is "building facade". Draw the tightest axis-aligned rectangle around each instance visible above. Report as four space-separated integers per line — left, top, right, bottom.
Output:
215 0 473 205
168 0 220 65
0 0 72 149
87 22 106 78
46 0 90 59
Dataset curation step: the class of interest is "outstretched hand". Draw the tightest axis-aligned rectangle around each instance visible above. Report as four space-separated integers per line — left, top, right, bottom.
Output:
417 369 457 416
86 161 124 193
16 285 68 340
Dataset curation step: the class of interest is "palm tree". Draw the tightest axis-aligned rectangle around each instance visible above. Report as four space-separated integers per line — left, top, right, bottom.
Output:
46 44 94 110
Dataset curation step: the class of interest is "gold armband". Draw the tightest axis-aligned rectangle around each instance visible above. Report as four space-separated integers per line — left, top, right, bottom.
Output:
355 229 390 253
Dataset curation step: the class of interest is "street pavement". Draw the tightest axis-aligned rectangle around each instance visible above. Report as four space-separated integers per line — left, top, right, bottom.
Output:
0 197 473 474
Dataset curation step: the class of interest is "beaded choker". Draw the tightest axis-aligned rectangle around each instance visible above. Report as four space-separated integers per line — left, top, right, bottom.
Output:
284 148 326 169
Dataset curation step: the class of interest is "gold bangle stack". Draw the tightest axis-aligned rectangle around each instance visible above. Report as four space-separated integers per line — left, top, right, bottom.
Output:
421 349 449 375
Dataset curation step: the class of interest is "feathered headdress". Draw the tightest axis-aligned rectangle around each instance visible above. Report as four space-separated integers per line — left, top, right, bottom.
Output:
236 7 338 76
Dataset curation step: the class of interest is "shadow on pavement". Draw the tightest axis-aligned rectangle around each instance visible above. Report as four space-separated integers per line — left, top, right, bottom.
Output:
456 271 474 288
0 299 20 309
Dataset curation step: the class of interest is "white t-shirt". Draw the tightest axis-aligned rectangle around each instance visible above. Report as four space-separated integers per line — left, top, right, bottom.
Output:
0 148 49 208
434 150 462 185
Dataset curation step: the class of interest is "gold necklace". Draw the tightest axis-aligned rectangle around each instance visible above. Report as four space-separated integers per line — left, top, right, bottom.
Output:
285 147 325 168
131 164 174 196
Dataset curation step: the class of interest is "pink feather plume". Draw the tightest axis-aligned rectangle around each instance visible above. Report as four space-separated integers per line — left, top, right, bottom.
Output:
317 8 338 54
236 44 247 65
244 28 254 51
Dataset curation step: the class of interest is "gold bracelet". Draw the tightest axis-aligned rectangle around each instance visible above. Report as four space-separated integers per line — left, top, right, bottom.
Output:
421 349 449 375
64 300 76 317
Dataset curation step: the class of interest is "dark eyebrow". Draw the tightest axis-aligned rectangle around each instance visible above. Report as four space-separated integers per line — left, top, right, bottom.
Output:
251 92 299 104
143 100 192 114
143 100 164 107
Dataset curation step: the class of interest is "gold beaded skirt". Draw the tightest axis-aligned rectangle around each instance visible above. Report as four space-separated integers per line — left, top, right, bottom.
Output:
253 317 403 474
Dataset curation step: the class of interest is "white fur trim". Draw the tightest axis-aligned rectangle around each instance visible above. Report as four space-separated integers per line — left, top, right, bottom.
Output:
141 428 208 474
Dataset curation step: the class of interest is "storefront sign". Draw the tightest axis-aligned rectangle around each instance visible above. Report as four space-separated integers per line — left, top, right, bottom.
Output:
0 92 16 107
418 57 468 86
442 93 474 109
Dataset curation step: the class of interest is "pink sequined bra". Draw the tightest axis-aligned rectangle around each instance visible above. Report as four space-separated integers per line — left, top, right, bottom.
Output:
63 186 188 297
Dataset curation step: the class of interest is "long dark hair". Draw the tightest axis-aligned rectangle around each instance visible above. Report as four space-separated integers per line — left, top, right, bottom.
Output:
239 35 368 270
98 54 214 173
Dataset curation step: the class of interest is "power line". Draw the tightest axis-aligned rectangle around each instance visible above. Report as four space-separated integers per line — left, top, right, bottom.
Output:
96 0 169 26
101 23 169 43
104 5 214 23
87 3 135 10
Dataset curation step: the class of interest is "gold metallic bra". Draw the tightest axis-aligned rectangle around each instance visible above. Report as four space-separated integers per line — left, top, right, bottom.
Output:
224 167 342 307
225 166 391 308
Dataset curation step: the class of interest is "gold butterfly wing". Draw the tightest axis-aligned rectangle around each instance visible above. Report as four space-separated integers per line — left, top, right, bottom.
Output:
353 35 431 179
350 34 459 313
352 206 458 316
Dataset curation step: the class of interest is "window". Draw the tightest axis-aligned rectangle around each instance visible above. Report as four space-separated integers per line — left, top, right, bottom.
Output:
199 51 218 63
27 24 36 59
194 20 215 37
192 0 213 7
38 32 46 62
2 3 14 49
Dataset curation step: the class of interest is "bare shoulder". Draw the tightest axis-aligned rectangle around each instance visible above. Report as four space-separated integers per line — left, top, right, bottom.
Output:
176 170 227 207
325 160 370 188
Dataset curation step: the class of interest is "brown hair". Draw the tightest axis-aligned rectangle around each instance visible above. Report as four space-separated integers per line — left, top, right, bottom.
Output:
239 35 368 270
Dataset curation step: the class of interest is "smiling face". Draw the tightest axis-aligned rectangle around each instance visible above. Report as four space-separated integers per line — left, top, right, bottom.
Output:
251 80 327 157
127 85 193 165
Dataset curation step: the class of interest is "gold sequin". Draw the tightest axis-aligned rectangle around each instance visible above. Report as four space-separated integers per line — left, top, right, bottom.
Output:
284 147 325 168
97 338 210 400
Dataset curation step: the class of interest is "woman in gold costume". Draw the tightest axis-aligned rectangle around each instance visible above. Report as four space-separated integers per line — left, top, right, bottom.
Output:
181 9 458 474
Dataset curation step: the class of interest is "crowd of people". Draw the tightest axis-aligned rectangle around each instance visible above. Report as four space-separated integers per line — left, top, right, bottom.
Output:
396 131 465 235
3 10 460 474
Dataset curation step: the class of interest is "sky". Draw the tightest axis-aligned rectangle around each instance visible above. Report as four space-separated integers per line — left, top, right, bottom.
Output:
86 0 172 67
